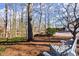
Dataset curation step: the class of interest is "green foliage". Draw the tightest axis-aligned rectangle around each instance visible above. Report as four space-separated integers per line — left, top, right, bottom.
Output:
0 47 6 55
0 47 6 51
46 28 58 36
8 37 25 42
0 37 26 42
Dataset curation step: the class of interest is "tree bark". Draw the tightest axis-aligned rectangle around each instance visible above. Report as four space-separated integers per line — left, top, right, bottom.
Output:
27 3 33 41
5 4 8 39
39 3 42 33
72 31 76 40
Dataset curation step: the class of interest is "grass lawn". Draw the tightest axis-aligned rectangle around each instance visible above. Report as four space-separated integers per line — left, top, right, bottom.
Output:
0 46 7 55
0 37 26 43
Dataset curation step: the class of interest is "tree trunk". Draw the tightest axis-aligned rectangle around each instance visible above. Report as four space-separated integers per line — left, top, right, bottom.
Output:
12 4 16 37
72 33 76 40
47 6 50 28
39 3 42 33
27 3 33 41
45 9 47 32
5 4 8 39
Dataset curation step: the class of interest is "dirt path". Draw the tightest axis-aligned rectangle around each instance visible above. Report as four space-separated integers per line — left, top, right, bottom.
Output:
0 41 62 56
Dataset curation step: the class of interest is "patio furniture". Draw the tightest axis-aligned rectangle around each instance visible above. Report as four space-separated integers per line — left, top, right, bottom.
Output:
60 39 74 46
43 38 78 56
42 52 51 56
61 38 78 56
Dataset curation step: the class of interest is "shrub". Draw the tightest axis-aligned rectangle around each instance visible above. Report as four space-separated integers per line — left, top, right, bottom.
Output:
46 28 58 36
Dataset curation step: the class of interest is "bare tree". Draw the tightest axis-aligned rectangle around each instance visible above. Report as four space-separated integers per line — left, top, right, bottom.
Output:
44 6 47 31
27 3 33 41
12 4 17 37
19 4 25 36
47 4 53 28
4 3 8 38
8 4 13 38
57 3 79 39
38 3 42 33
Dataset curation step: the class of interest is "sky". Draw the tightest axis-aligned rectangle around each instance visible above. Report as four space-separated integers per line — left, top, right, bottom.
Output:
0 3 5 9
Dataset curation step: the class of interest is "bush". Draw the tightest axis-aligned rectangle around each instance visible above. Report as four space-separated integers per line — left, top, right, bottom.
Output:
46 28 58 36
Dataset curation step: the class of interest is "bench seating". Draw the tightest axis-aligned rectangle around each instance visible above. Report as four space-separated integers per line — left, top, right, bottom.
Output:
43 38 78 56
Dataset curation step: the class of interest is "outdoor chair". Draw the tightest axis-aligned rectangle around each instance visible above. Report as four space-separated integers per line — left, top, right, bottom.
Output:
61 38 78 56
60 39 74 46
43 38 78 56
42 52 51 56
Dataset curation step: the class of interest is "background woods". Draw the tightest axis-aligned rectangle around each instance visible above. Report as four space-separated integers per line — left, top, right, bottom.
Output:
0 3 79 41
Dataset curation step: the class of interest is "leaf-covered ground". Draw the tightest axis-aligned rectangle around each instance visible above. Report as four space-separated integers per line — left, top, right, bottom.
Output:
0 36 79 56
